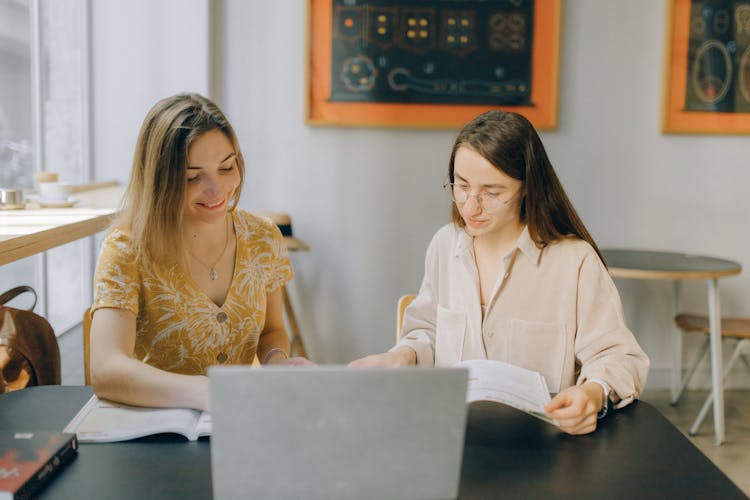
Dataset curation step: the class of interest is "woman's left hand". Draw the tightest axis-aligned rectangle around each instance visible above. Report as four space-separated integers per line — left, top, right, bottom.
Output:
543 382 604 435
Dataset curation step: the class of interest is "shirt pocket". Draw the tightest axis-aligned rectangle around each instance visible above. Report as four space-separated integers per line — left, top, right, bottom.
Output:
507 318 565 393
435 305 466 367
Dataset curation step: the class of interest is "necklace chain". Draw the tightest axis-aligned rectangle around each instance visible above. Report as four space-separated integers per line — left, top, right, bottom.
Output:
186 215 231 281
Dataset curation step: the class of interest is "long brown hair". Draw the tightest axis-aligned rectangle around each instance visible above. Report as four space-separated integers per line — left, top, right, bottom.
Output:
114 93 245 264
448 110 604 263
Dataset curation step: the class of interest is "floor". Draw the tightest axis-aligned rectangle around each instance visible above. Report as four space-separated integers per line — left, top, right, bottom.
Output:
58 329 750 496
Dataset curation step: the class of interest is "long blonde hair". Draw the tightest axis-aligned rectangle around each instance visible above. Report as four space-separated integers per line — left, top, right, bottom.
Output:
115 93 245 264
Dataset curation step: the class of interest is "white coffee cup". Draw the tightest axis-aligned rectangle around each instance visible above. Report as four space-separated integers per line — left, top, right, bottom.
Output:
39 181 72 201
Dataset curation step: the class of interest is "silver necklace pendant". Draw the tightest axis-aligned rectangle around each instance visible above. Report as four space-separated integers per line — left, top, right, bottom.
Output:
209 268 219 281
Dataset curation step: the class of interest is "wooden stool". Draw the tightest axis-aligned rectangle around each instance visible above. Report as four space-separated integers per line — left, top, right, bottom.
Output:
674 313 750 435
259 212 309 359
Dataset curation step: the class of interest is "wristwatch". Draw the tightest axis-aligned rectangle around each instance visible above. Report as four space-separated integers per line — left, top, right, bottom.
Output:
588 378 612 420
597 393 612 420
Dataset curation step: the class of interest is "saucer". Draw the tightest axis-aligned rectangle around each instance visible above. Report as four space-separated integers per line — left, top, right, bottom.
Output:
0 203 26 210
38 197 79 208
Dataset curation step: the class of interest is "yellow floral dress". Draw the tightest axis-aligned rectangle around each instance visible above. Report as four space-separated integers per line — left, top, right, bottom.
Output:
91 209 293 375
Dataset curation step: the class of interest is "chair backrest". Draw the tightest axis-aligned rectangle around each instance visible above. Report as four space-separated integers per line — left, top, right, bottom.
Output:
396 294 416 342
83 307 92 385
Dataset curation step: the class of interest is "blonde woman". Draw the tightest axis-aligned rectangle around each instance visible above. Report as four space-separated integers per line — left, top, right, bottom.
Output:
90 93 313 411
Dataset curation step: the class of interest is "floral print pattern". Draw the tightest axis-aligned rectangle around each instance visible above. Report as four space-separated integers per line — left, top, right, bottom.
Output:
92 210 293 375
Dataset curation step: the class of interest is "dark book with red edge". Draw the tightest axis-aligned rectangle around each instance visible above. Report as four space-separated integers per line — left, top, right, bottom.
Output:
0 432 78 499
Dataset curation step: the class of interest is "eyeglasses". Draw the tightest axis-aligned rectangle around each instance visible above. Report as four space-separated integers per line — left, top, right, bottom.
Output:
443 182 507 212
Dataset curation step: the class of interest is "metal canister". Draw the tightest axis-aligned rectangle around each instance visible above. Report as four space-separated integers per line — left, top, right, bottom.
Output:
0 188 25 209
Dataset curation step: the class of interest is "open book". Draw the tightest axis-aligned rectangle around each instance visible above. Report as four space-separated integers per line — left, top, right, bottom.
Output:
456 359 554 425
63 395 212 443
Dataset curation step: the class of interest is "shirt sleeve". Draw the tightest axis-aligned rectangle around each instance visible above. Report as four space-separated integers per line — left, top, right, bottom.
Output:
91 230 141 316
574 250 650 409
392 233 441 366
262 220 294 293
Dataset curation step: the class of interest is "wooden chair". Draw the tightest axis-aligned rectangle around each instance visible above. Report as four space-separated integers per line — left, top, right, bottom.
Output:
674 313 750 434
83 308 92 385
83 308 261 385
396 294 416 342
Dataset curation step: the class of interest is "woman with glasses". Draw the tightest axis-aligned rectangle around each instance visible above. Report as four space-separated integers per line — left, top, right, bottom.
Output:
350 110 649 435
89 93 313 412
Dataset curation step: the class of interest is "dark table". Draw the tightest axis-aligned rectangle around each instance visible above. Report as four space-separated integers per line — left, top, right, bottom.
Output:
1 386 746 499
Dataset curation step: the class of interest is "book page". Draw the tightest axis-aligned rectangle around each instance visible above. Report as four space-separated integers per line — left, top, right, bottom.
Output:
194 411 213 439
455 359 554 425
64 395 204 442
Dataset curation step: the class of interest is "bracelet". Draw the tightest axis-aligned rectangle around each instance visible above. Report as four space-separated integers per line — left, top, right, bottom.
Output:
262 347 289 364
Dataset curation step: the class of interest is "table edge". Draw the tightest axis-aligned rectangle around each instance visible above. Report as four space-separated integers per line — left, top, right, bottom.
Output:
608 266 742 280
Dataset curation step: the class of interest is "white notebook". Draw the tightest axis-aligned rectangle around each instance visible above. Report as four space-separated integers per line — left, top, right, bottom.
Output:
64 395 211 442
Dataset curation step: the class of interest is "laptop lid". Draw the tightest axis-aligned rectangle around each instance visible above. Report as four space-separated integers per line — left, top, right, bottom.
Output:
209 366 469 500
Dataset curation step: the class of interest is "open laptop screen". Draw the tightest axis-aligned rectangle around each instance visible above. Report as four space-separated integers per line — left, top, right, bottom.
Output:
209 366 469 500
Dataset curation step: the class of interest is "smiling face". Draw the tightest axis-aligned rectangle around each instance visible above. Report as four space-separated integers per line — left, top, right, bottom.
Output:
184 129 241 225
452 146 523 239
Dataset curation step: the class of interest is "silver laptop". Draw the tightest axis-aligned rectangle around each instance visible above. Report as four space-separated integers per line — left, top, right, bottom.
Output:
209 366 469 500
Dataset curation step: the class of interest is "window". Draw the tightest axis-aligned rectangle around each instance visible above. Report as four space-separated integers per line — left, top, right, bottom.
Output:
0 0 91 335
0 0 32 189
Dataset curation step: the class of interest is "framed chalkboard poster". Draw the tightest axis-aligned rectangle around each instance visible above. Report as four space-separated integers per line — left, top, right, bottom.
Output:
662 0 750 134
306 0 562 129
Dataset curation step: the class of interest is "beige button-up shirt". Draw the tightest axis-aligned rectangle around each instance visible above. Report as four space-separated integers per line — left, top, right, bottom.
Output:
397 224 649 408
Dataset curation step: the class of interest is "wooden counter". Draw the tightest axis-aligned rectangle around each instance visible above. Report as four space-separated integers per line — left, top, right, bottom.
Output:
0 183 123 266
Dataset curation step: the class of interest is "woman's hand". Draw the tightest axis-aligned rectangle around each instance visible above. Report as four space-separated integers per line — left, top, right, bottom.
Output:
268 356 317 367
348 346 416 368
543 382 604 435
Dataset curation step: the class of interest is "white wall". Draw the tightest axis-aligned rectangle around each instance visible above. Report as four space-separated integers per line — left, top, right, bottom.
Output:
222 0 452 364
91 0 210 184
87 1 749 389
218 0 750 388
544 2 750 389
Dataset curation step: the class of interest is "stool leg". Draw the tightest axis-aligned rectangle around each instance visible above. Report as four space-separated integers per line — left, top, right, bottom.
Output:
672 338 709 406
670 280 683 404
282 285 307 358
690 390 714 436
689 338 746 436
705 278 725 445
741 355 750 371
735 339 750 372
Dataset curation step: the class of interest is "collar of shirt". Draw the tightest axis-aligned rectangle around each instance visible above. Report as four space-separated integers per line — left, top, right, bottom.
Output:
452 225 542 266
516 226 542 265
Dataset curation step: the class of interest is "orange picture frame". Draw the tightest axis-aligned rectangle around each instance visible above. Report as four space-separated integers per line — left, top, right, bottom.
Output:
661 0 750 134
306 0 562 129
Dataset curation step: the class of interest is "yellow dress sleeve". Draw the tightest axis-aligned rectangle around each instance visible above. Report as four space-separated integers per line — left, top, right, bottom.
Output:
263 219 294 293
91 229 141 316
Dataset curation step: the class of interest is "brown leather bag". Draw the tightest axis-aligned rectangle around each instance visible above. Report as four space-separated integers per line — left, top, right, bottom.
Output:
0 286 60 393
